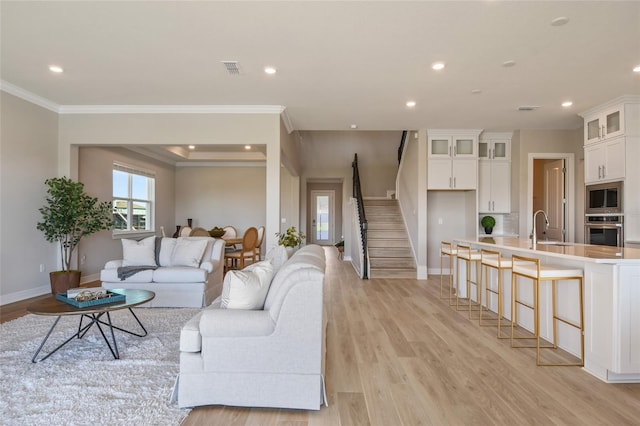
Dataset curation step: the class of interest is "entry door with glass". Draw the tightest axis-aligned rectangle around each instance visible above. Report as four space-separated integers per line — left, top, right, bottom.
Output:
310 190 335 245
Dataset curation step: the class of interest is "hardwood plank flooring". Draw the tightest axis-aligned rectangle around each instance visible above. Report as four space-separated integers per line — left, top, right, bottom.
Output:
2 252 639 425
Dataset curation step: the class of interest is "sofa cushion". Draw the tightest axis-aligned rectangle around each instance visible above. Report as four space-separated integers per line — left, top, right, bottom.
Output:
171 238 208 267
153 266 207 283
121 236 157 267
159 237 177 267
100 268 154 283
180 310 204 353
264 245 288 273
221 261 274 309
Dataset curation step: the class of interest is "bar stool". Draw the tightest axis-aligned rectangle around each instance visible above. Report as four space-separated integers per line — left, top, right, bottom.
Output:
479 249 512 338
511 254 584 366
455 244 481 319
440 241 457 303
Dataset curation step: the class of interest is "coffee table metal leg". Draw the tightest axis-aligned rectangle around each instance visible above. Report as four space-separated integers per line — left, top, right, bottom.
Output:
94 308 148 338
32 316 94 363
93 312 120 359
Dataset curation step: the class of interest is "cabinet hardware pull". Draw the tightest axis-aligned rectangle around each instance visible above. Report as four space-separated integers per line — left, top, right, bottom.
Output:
492 201 495 211
454 146 457 156
449 146 452 157
453 177 456 188
602 165 605 178
598 165 601 179
449 177 452 188
488 201 491 211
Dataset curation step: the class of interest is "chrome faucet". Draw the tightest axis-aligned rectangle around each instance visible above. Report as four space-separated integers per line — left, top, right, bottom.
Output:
531 210 550 249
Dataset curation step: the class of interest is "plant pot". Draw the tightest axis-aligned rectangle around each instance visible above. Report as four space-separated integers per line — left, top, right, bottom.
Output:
484 227 494 235
49 270 81 294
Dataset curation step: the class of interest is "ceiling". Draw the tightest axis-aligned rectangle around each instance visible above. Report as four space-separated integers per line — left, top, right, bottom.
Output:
1 1 639 133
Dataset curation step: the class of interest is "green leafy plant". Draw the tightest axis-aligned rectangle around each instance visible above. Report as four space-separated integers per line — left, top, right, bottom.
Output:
36 177 113 271
334 240 344 248
480 215 496 229
275 226 305 248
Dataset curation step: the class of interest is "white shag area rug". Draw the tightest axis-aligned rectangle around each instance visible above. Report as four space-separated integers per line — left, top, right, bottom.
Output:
0 308 197 426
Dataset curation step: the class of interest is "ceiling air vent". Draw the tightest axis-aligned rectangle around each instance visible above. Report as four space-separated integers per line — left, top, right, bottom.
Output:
517 105 540 111
221 61 241 75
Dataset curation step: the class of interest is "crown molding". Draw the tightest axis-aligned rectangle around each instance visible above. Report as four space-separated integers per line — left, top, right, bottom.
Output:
280 108 295 134
0 80 60 112
578 95 640 118
176 161 266 168
58 104 286 114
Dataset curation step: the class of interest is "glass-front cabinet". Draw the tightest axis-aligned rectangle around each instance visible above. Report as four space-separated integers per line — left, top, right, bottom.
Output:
584 106 625 144
478 139 510 161
427 130 481 190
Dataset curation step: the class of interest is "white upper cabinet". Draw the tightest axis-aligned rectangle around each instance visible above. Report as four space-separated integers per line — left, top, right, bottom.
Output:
580 96 640 146
427 130 481 190
478 132 512 213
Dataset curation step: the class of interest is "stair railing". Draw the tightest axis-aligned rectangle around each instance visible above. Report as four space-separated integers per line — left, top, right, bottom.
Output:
397 130 408 165
352 154 368 279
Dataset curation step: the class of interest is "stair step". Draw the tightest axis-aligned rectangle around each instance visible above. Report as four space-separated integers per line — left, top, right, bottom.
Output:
364 200 399 206
369 247 412 257
367 222 405 230
368 239 410 248
369 257 415 268
368 230 408 239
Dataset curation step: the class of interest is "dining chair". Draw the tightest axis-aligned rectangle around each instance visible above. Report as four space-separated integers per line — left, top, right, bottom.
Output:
222 226 239 251
179 226 192 237
255 226 265 260
189 227 210 237
225 227 259 270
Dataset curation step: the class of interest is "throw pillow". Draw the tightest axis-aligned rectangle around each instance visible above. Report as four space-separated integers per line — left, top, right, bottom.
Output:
121 236 157 267
221 261 274 309
264 245 288 273
159 237 177 267
171 238 208 267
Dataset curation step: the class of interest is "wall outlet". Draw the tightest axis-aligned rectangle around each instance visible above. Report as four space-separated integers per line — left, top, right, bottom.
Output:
438 217 443 225
81 255 86 265
281 218 287 223
39 264 45 273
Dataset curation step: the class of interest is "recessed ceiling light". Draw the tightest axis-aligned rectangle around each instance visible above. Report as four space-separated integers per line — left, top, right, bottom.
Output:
264 66 277 75
551 16 570 26
633 65 640 73
406 101 416 108
471 89 482 95
49 65 63 73
502 60 516 68
562 101 573 108
431 62 445 71
188 145 195 150
244 145 252 150
350 124 358 129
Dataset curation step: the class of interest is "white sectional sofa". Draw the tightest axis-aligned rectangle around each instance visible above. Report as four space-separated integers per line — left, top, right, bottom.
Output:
101 236 225 308
177 244 327 410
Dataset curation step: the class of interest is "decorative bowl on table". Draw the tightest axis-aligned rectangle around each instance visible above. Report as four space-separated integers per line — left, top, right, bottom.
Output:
209 228 225 238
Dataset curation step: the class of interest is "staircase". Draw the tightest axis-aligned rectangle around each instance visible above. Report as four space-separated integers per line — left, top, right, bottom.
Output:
364 199 416 279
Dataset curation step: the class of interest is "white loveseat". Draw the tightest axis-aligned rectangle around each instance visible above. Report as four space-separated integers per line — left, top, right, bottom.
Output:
101 236 225 308
177 244 327 410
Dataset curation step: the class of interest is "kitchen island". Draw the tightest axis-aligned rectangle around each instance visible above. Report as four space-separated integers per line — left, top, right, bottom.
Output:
453 237 640 384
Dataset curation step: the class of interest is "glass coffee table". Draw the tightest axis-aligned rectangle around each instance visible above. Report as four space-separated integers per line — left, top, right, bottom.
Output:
27 288 155 363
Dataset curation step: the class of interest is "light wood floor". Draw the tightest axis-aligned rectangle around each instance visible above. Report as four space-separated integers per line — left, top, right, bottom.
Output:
3 250 639 425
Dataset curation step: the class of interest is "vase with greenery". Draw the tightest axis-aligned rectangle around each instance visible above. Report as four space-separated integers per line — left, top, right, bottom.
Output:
37 177 113 293
276 226 305 251
481 215 496 235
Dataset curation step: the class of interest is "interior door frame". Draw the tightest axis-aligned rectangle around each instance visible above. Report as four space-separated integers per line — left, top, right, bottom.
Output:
527 153 575 242
310 190 335 245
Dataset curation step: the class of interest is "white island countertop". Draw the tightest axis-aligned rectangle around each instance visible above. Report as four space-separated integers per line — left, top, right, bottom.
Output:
456 237 640 265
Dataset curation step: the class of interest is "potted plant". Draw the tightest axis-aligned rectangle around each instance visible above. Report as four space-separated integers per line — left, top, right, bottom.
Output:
276 226 305 255
209 226 225 238
335 239 345 258
37 177 113 294
481 215 496 235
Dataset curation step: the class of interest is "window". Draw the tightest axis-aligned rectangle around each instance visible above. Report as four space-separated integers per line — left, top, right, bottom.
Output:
112 163 155 235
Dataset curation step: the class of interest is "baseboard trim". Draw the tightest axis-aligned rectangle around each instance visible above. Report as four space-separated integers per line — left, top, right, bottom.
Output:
81 273 100 284
0 285 50 306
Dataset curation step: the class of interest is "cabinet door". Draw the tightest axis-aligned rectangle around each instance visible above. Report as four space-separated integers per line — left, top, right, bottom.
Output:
603 137 625 181
478 162 492 212
453 137 476 158
452 159 477 189
585 115 602 144
427 159 452 189
428 137 452 158
478 140 490 160
585 143 605 184
604 107 624 140
492 140 510 161
491 162 511 213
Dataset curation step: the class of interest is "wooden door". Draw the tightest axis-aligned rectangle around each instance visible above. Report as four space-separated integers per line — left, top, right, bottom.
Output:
544 159 566 241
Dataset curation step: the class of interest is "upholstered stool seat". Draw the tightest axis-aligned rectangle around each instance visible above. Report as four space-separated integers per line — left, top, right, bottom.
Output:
479 249 512 338
511 255 584 367
440 242 457 303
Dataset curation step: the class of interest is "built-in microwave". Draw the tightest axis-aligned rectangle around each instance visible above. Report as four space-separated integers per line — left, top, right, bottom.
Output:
585 181 623 215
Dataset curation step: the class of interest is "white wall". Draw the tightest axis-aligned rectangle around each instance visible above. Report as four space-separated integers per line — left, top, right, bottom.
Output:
175 166 266 237
0 93 59 303
78 146 176 281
